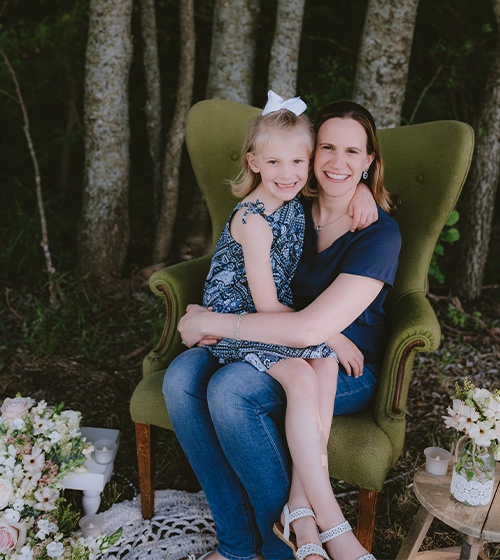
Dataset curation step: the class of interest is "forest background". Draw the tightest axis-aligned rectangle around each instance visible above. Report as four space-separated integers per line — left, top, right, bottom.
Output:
0 1 500 557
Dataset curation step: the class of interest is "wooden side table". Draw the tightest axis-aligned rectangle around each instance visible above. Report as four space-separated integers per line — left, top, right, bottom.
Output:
396 462 500 560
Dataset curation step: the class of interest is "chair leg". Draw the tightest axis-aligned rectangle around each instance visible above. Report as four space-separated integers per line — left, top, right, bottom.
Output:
135 422 155 519
357 488 378 552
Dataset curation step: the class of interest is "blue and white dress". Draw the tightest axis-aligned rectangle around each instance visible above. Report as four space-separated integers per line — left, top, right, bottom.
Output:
202 197 337 372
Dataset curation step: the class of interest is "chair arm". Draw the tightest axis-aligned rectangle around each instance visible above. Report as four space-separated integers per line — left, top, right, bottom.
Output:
374 291 441 461
142 254 212 377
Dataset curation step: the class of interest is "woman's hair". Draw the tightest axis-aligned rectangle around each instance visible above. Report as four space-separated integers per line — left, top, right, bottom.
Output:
302 100 399 214
231 109 315 198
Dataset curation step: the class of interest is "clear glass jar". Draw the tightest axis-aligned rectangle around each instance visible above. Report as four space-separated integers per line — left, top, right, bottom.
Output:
450 438 495 506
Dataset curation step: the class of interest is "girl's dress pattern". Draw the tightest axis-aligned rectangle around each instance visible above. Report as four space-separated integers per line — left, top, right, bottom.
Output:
202 197 337 372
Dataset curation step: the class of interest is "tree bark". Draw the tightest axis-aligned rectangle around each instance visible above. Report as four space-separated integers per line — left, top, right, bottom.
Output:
453 0 500 302
140 0 163 217
353 0 419 128
78 0 133 282
206 0 260 104
268 0 305 98
153 0 195 263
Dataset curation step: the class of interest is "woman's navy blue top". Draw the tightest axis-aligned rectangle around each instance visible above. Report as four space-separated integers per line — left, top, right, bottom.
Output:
292 199 402 365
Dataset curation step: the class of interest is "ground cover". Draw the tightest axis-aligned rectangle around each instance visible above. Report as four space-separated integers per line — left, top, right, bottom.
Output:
1 275 499 559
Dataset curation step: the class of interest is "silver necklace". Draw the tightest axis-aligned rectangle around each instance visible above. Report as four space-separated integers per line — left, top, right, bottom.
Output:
314 210 349 232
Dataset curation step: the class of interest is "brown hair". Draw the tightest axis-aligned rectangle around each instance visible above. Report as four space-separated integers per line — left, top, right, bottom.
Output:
302 100 398 214
231 109 315 198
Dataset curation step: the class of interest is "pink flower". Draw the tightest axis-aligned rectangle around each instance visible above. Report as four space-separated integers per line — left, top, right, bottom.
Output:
0 397 32 420
33 487 59 512
0 518 27 553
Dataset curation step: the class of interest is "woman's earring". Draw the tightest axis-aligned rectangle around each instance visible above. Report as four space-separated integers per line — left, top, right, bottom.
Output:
362 169 369 180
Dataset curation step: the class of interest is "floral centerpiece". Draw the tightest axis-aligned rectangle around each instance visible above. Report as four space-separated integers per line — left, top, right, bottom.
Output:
443 379 500 506
0 396 121 559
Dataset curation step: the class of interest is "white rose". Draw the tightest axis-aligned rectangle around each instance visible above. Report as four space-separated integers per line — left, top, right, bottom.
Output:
0 517 27 553
46 541 65 558
0 479 13 510
0 398 32 420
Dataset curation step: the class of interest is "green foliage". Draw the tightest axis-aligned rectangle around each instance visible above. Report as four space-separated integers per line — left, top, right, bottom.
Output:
429 210 460 284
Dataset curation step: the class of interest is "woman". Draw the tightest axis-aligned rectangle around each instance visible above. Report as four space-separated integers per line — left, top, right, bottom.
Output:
163 100 401 560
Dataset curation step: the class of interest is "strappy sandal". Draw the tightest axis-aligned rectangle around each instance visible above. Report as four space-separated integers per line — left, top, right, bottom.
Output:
318 520 376 560
273 503 330 560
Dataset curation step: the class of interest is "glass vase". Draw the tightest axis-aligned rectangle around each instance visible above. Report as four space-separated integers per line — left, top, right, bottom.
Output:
450 438 495 506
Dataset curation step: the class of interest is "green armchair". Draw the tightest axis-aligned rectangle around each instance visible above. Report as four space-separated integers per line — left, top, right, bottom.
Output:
130 99 474 551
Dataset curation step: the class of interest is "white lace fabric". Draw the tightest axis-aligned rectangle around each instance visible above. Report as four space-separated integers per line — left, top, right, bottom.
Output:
101 489 217 559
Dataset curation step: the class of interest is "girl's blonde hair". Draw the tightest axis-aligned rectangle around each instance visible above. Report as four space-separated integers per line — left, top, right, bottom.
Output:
302 100 399 214
231 109 315 198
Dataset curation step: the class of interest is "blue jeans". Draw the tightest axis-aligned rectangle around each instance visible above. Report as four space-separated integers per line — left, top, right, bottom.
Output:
163 347 377 560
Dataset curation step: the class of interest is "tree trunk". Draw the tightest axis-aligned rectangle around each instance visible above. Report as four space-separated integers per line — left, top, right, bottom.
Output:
206 0 260 104
153 0 195 263
453 0 500 302
353 0 419 128
140 0 163 217
268 0 305 98
78 0 133 282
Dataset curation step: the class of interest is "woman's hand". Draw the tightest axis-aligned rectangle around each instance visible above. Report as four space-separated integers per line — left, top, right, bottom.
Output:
327 333 364 377
178 304 215 348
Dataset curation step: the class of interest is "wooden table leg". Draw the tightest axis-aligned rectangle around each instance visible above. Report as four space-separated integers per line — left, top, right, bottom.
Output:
396 505 435 560
459 537 483 560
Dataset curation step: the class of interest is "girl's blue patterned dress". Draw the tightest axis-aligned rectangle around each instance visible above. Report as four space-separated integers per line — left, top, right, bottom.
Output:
202 197 337 372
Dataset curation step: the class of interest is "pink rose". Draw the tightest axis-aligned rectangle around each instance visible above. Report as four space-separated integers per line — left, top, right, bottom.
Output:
0 397 32 420
0 518 27 553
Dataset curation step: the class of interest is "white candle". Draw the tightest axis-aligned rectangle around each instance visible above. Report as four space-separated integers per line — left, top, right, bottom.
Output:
79 514 104 537
93 438 117 464
424 446 452 476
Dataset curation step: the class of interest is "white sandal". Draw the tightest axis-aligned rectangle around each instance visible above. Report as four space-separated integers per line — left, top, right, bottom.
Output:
318 520 376 560
273 504 330 560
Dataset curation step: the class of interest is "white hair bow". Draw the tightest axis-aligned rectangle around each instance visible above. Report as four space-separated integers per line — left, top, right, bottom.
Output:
262 90 307 116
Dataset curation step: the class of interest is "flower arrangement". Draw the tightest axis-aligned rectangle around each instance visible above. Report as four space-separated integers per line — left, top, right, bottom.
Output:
443 379 500 480
0 396 121 559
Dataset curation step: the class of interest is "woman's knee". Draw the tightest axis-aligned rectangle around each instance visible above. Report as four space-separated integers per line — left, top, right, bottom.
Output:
163 347 218 404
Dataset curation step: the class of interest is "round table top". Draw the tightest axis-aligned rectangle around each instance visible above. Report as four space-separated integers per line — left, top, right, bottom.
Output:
413 462 500 542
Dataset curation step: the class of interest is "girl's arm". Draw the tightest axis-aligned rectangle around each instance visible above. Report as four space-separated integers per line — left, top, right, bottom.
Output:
178 272 383 348
349 183 378 231
232 210 292 313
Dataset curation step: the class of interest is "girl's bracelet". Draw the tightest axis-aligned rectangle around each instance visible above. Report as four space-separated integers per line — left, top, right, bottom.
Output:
235 312 248 340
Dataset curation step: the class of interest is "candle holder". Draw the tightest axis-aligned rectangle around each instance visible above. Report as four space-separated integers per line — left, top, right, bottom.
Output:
79 513 104 537
93 439 117 464
424 446 452 476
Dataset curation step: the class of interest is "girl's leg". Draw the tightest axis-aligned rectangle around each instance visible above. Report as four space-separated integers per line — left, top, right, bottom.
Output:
207 361 295 560
268 358 369 560
163 348 264 560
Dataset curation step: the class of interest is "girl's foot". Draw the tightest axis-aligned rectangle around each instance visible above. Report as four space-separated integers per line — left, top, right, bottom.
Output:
318 520 374 560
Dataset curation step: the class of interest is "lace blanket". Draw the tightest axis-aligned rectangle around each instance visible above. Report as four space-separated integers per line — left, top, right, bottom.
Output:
101 489 217 560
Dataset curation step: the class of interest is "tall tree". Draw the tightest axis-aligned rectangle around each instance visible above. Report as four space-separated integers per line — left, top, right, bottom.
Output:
206 0 260 103
353 0 419 128
268 0 305 98
78 0 133 281
153 0 195 263
453 0 500 301
140 0 163 217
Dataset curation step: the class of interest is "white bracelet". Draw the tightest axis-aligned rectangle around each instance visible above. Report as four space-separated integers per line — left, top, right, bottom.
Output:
235 312 248 340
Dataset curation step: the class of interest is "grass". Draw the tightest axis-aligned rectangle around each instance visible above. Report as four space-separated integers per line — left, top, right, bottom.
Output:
0 275 499 559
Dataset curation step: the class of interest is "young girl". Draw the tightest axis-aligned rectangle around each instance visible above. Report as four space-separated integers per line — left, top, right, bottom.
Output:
201 91 376 560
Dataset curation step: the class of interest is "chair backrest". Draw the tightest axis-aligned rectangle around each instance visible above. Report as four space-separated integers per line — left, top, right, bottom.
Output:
185 99 474 304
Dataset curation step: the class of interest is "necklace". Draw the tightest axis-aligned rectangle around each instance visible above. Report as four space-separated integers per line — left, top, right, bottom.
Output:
314 210 349 232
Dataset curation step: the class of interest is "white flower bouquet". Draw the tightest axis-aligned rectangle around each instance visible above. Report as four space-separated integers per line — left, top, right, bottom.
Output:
0 396 121 559
443 379 500 481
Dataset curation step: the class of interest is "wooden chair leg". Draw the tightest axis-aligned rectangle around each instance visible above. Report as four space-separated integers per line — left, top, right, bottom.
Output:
135 422 155 519
357 488 378 552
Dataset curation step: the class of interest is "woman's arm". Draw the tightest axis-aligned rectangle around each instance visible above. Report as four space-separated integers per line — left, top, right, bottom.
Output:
178 272 383 348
